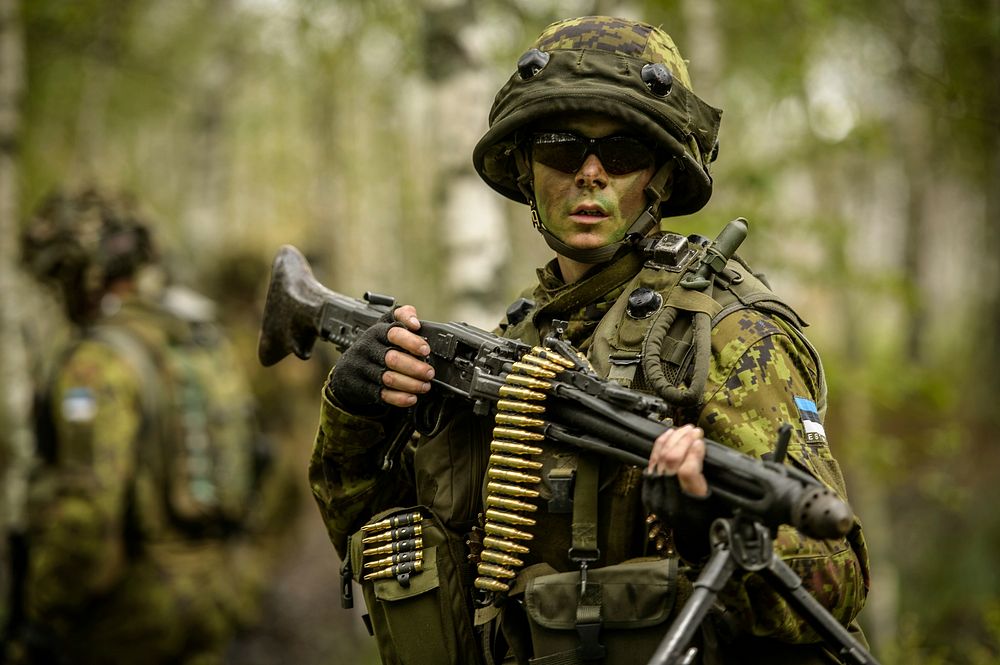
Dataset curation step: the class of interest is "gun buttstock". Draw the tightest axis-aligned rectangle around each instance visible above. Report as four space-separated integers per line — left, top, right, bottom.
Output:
257 244 328 366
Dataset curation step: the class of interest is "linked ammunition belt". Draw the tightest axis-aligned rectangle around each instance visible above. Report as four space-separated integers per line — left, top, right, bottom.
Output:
361 511 425 585
474 346 577 596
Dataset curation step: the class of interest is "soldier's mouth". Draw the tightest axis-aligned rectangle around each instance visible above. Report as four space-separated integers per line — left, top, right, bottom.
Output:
570 204 608 221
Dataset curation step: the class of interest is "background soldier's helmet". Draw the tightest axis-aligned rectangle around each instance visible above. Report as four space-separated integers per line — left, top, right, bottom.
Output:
21 186 158 323
473 16 723 218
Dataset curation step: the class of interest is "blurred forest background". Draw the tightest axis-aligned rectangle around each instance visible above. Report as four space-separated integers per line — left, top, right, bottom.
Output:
1 0 998 663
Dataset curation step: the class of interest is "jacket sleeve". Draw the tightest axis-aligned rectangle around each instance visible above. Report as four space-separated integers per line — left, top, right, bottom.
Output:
693 309 870 643
308 372 416 559
27 342 138 617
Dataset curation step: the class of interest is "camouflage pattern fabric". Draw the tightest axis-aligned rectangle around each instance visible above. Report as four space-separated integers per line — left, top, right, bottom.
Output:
310 392 413 557
23 296 265 665
532 15 693 89
310 242 870 660
474 16 723 219
695 308 869 641
511 252 870 642
525 252 643 352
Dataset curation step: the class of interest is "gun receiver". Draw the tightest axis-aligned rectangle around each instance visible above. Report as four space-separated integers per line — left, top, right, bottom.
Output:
258 245 854 542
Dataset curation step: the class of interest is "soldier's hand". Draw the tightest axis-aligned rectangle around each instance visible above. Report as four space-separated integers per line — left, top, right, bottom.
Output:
646 424 708 497
327 305 434 413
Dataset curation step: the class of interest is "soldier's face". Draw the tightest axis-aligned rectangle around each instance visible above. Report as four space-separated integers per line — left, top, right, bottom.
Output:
531 113 656 257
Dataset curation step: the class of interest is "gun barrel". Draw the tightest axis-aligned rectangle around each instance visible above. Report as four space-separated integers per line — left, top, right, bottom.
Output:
544 387 854 541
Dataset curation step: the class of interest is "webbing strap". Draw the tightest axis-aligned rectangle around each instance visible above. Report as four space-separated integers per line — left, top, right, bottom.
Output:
666 288 723 317
569 456 600 558
88 326 166 486
534 251 644 324
576 590 605 661
569 455 604 661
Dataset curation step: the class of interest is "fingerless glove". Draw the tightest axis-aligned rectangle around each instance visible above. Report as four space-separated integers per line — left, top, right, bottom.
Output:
327 319 401 415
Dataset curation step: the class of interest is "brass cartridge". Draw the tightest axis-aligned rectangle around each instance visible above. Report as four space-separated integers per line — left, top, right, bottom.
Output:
364 550 423 569
531 347 576 368
489 440 544 456
361 524 422 545
485 508 536 527
474 577 511 592
363 560 423 582
482 535 530 555
480 550 524 568
485 522 534 541
361 511 422 533
487 467 541 484
498 386 547 401
362 537 422 557
520 354 567 373
486 495 538 513
488 454 543 470
510 361 556 379
486 481 540 499
494 413 546 429
496 399 545 414
492 426 545 442
477 563 517 580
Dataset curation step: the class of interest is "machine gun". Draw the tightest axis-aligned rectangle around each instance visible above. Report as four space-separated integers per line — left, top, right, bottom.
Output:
258 244 878 665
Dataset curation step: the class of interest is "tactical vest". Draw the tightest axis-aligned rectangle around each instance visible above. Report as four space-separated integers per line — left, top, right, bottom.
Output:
485 224 828 664
503 227 825 420
344 223 831 665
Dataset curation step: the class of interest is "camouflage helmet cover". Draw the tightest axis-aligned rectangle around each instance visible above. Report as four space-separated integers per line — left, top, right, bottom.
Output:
21 186 157 321
473 16 723 217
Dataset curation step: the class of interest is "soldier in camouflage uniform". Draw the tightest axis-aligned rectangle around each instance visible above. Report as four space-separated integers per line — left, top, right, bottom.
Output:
14 187 270 665
310 16 870 664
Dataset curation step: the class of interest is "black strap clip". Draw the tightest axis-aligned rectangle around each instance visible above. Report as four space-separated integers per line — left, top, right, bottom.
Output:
574 561 606 663
339 552 354 610
547 468 575 514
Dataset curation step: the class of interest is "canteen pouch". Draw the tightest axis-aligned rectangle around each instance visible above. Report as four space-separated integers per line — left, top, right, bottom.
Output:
524 557 680 665
349 506 482 665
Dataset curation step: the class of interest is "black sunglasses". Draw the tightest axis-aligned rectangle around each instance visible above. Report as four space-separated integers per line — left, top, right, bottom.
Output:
531 132 656 175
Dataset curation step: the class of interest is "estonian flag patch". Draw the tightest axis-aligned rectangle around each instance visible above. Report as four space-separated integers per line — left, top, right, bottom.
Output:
794 396 827 444
62 387 97 423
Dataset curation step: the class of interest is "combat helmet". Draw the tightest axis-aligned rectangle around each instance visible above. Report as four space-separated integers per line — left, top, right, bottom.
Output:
21 186 157 323
473 16 723 262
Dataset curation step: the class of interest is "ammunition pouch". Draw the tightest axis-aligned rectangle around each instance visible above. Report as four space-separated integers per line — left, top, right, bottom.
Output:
349 506 482 665
522 557 682 665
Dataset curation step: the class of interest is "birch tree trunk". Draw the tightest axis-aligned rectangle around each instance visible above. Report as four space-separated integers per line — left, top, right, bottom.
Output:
895 5 936 365
979 0 1000 413
681 0 722 94
423 2 510 328
184 0 238 263
0 0 32 624
72 0 135 177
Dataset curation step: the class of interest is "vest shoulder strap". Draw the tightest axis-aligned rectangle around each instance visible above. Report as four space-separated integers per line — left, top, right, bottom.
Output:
589 243 819 414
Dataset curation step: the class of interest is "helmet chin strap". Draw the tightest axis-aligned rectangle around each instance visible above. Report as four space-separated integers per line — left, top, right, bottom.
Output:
516 154 676 266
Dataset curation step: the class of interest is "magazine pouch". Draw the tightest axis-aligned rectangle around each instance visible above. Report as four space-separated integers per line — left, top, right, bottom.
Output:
524 557 679 665
349 506 481 665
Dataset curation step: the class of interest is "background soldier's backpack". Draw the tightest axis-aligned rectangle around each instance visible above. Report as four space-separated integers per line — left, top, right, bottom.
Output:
33 289 267 540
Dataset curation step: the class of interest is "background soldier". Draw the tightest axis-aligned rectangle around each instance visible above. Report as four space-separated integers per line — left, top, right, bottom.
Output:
308 16 870 664
13 186 275 664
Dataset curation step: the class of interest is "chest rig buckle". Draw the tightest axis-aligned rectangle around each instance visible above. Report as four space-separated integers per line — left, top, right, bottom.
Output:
642 232 698 273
